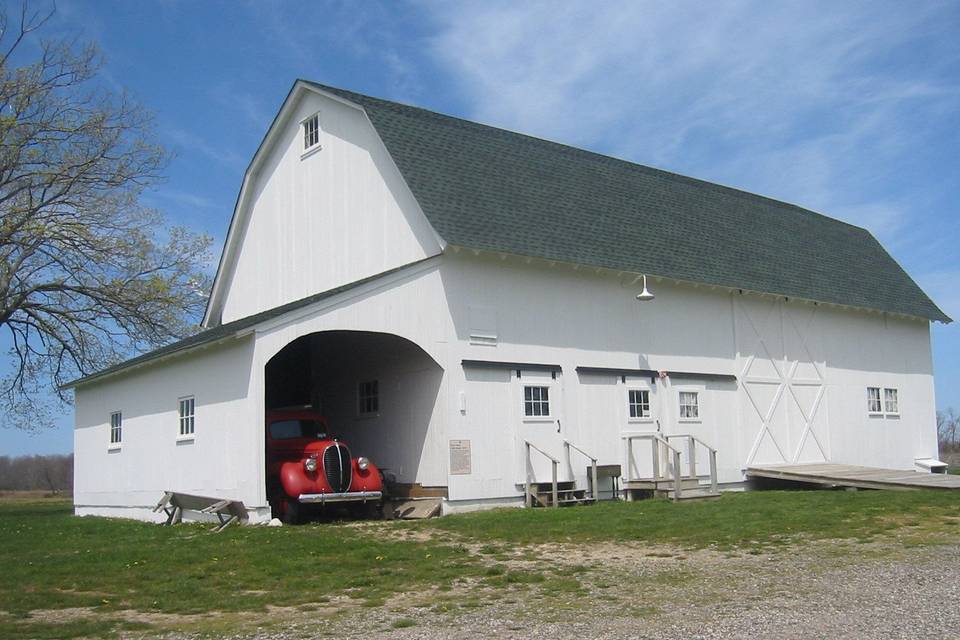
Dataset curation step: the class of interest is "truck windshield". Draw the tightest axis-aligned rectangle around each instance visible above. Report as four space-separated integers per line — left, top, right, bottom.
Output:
269 419 328 440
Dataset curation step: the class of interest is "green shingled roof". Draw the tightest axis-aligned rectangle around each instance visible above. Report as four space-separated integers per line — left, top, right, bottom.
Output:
311 81 949 323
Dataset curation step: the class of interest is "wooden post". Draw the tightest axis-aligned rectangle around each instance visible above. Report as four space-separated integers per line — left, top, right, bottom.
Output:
551 461 559 508
673 450 682 500
651 437 660 481
627 437 634 481
710 449 718 494
525 441 532 508
688 435 697 479
591 458 598 501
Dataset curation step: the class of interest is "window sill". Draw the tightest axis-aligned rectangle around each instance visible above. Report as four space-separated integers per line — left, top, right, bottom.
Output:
627 418 654 424
885 413 901 419
677 418 701 424
356 413 380 420
300 145 322 160
868 412 884 418
176 435 195 444
107 444 122 452
522 417 555 424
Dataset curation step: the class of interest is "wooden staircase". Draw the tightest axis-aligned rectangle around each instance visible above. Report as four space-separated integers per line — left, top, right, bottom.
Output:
526 480 597 507
523 440 599 508
622 433 721 501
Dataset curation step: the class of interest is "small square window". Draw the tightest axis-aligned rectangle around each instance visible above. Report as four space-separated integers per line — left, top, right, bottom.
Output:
867 387 882 414
524 385 550 417
628 389 650 419
679 391 699 420
178 397 195 437
110 412 122 445
883 388 899 415
303 113 320 152
358 380 379 415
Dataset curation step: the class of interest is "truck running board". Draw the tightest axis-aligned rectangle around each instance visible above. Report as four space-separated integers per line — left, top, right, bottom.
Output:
153 491 249 532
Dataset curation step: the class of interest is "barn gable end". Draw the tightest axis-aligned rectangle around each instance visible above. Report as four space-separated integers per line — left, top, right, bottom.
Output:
207 84 443 326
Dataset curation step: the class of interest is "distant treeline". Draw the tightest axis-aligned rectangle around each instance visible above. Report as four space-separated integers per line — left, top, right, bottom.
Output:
0 454 73 492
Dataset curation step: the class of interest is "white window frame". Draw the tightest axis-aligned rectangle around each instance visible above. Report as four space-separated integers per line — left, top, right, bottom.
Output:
627 387 653 422
883 387 899 416
357 380 379 417
677 390 701 422
109 411 122 449
301 112 321 157
867 387 882 415
178 396 195 440
523 384 552 420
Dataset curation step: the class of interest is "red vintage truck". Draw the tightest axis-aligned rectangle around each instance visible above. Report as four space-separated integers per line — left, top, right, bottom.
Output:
265 408 384 523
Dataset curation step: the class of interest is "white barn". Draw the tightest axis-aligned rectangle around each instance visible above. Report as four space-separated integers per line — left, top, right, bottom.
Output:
68 81 950 522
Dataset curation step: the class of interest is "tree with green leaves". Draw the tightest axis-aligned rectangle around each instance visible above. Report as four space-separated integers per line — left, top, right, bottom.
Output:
0 4 212 430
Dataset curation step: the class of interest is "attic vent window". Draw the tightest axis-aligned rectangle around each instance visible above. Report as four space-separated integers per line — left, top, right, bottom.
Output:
302 113 320 153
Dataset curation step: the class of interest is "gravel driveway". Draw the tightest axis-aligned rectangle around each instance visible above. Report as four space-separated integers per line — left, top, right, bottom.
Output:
186 536 960 640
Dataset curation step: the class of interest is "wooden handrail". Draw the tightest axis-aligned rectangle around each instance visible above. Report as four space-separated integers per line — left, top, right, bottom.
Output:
525 440 559 463
524 441 559 508
663 434 719 494
564 440 599 501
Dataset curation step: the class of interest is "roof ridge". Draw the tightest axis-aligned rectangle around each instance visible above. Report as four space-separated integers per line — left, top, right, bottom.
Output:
305 80 871 235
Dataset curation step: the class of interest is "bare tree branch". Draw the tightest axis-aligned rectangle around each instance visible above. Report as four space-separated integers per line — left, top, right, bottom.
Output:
0 3 212 431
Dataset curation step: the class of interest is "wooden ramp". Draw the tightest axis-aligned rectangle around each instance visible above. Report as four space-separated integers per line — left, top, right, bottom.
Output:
746 463 960 491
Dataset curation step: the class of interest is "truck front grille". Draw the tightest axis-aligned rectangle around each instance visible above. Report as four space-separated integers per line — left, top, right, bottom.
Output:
323 443 352 493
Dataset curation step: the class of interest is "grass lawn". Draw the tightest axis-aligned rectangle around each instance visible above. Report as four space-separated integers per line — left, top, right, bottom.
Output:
1 490 958 638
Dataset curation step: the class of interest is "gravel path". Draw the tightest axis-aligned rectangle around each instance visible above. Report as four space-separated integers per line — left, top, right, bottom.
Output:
175 538 960 640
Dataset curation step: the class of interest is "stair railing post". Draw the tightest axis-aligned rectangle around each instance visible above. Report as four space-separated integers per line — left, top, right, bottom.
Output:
673 450 682 500
551 460 559 508
525 441 532 508
626 437 633 481
651 436 660 481
591 457 598 501
710 448 718 494
688 435 697 479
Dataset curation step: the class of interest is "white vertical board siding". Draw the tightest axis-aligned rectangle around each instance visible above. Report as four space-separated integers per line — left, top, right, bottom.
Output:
73 337 259 519
440 252 939 500
220 91 442 324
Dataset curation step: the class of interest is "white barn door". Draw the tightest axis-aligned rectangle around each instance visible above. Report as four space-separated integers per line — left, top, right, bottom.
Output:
736 297 830 466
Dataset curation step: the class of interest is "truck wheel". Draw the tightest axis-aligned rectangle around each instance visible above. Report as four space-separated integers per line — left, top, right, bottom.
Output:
360 500 384 520
282 498 301 525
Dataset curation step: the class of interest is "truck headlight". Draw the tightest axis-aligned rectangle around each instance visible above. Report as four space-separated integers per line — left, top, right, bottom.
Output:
357 457 370 471
304 457 318 472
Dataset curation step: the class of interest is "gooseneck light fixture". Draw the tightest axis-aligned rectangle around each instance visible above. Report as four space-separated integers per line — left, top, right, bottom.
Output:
636 274 655 302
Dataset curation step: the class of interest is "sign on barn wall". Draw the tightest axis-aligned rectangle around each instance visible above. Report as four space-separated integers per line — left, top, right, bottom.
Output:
449 439 472 475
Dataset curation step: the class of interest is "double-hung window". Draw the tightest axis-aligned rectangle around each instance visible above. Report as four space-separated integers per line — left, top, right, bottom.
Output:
178 397 195 437
110 411 122 446
678 391 700 420
524 385 550 418
358 380 379 416
867 387 882 414
883 388 899 415
628 389 651 419
302 113 320 153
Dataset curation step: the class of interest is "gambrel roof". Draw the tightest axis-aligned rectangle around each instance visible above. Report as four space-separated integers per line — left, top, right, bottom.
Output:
307 81 949 324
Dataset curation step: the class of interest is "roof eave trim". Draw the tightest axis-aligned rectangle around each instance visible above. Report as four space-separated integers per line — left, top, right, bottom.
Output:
446 245 948 324
60 330 252 390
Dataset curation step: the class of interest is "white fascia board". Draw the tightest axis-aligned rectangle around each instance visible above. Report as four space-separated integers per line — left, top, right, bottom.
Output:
202 80 447 328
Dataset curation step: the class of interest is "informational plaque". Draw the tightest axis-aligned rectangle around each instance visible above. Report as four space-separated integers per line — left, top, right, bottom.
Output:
449 439 472 475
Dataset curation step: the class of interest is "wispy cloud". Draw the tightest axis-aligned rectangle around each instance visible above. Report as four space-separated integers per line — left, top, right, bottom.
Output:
418 0 959 248
165 126 247 173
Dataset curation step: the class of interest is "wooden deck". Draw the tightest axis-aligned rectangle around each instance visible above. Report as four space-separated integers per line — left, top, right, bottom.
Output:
746 463 960 491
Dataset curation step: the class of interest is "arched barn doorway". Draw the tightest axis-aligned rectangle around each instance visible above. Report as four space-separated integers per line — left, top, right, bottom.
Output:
263 331 445 509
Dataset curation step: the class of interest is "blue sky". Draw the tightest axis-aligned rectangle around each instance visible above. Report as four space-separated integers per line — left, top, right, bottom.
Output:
3 0 958 455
